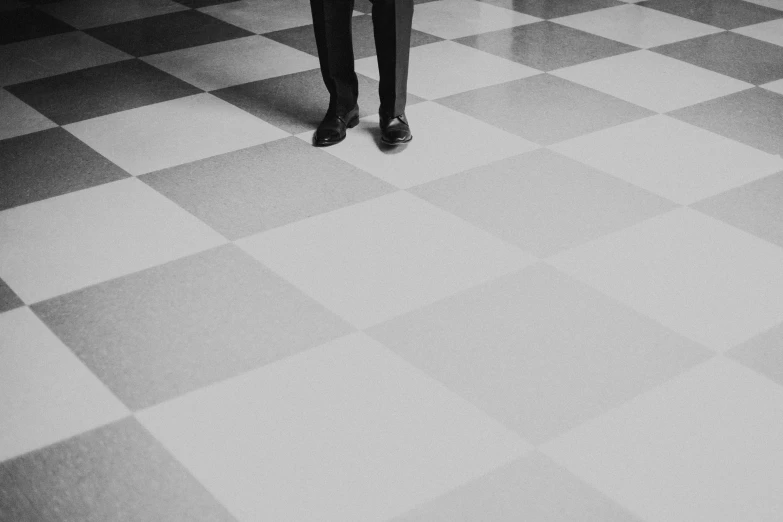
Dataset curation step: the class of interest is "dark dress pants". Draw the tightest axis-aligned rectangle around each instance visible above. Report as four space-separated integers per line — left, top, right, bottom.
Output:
309 0 413 118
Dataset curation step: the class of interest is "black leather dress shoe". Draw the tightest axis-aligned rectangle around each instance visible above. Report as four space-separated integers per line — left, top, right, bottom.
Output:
314 105 359 147
380 113 412 145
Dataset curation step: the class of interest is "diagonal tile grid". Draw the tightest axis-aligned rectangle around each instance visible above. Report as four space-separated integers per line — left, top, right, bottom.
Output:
1 0 783 520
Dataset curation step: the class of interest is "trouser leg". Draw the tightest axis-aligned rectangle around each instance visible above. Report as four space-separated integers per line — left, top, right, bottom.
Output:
310 0 358 115
370 0 413 118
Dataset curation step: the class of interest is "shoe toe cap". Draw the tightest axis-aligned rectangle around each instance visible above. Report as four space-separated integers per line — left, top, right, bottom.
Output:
314 128 343 145
382 127 412 144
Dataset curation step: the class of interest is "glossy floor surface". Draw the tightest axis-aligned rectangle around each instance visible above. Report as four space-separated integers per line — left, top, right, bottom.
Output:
2 0 783 520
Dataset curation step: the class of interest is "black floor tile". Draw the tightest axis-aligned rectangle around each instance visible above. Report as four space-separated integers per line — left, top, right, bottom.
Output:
0 128 130 210
6 59 202 125
353 0 440 13
0 277 24 312
456 21 637 71
639 0 783 30
0 418 238 522
32 244 353 409
436 74 653 145
670 87 783 156
0 0 26 12
479 0 624 19
0 7 74 44
652 31 783 85
693 171 783 251
84 10 254 56
174 0 236 7
264 15 440 60
354 0 373 12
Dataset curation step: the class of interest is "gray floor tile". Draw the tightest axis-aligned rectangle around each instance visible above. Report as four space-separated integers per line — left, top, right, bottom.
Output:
479 0 624 19
212 68 425 134
410 149 677 256
32 244 353 410
6 59 202 125
692 170 783 248
367 264 711 443
0 418 237 522
639 0 783 30
670 87 783 156
455 21 636 71
391 453 644 522
0 128 130 211
141 137 396 240
0 277 24 313
728 321 783 387
264 15 441 59
436 74 653 145
652 31 783 85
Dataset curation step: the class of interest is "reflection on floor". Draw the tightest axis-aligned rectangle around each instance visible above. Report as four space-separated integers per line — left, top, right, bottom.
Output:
2 0 783 520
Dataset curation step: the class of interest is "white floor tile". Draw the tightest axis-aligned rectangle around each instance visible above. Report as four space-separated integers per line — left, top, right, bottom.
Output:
296 102 539 189
143 35 320 91
732 18 783 47
357 41 539 100
553 4 721 48
137 332 531 522
0 178 226 303
549 208 783 351
236 191 535 328
0 308 128 461
552 50 752 113
549 115 783 204
542 357 783 522
65 93 288 175
412 0 539 39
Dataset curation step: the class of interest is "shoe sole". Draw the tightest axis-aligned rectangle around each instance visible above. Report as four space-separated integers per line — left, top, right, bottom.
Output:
381 134 412 146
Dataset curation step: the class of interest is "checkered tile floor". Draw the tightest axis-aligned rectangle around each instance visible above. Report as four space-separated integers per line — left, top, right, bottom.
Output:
2 0 783 520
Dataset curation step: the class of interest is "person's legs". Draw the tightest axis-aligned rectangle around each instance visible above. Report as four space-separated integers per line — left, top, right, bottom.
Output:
310 0 358 115
370 0 413 119
310 0 360 145
370 0 414 145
